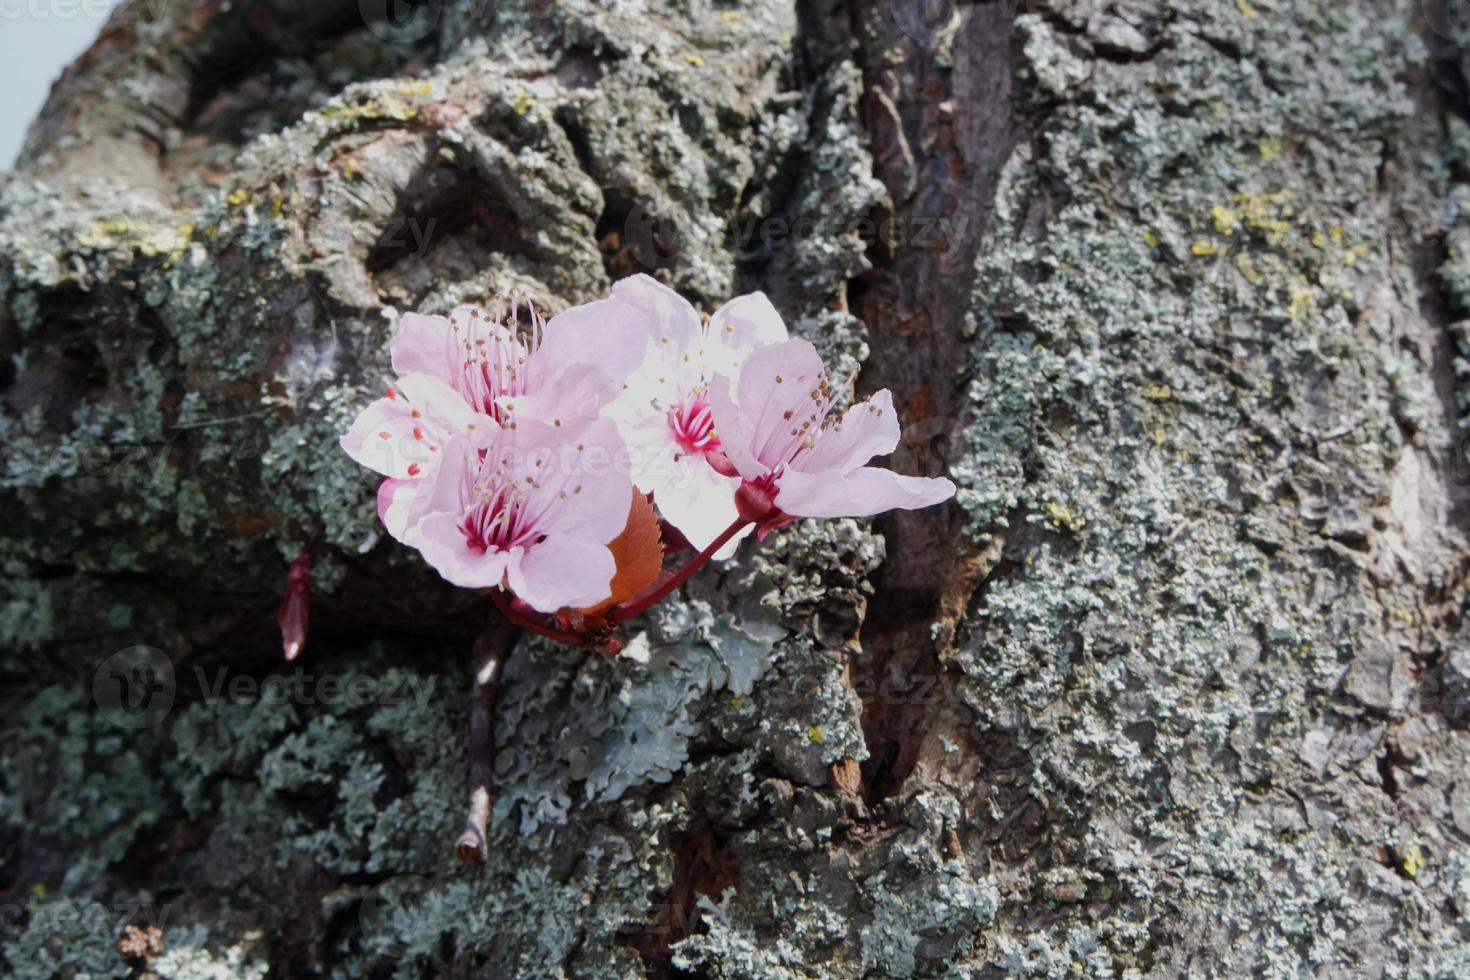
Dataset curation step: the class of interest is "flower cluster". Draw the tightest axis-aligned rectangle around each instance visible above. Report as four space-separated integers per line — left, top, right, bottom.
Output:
342 275 955 645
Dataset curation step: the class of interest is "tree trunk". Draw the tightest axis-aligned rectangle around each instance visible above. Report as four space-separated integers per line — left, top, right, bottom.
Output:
4 0 1470 975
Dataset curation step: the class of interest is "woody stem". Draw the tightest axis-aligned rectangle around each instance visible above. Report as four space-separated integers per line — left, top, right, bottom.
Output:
455 611 518 863
610 517 750 623
489 588 590 647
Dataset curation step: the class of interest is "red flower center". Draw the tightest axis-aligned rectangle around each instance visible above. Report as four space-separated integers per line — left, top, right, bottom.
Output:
668 390 720 459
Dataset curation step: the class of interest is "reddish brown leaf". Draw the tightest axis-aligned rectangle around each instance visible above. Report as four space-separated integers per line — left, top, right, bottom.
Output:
580 490 665 617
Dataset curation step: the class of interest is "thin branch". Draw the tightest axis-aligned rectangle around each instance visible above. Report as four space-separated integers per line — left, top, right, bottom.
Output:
488 588 590 647
455 612 519 863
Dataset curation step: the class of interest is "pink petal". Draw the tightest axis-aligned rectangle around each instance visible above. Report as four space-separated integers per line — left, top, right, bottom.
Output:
611 274 703 353
390 311 457 379
707 373 766 481
516 417 635 544
537 297 651 387
732 339 827 469
414 512 512 589
705 291 789 377
774 466 955 519
506 534 617 612
416 430 483 518
503 362 622 425
794 389 902 475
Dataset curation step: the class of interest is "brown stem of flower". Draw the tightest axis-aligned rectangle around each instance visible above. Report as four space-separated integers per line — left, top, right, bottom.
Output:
455 613 518 863
610 517 750 623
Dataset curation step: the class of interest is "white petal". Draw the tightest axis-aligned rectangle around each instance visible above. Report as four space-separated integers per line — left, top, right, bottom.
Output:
340 396 433 479
705 291 789 377
647 455 745 557
394 373 480 436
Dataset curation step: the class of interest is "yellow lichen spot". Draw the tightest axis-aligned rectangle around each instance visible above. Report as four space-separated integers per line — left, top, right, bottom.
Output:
1287 280 1316 323
1144 384 1173 400
806 726 825 743
271 195 286 219
730 697 746 708
719 10 742 25
1403 844 1425 878
686 52 705 67
1235 0 1256 20
1235 252 1264 283
341 158 363 182
226 188 249 207
1343 243 1369 267
510 90 535 117
1310 230 1325 249
1258 136 1281 161
1212 204 1240 236
1330 225 1344 243
1153 426 1167 447
400 82 434 97
1393 608 1415 623
1046 501 1084 532
1142 229 1159 248
1191 240 1219 257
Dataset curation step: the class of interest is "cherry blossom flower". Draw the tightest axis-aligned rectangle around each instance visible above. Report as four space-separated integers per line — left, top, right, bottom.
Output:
708 339 955 535
341 299 643 540
409 418 633 612
601 275 788 555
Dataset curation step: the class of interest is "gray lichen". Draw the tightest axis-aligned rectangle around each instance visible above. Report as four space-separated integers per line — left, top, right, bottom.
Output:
4 0 1470 975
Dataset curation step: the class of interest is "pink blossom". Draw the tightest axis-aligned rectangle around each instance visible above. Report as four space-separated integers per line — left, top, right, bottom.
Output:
601 275 788 555
341 299 643 540
708 339 955 533
409 418 633 612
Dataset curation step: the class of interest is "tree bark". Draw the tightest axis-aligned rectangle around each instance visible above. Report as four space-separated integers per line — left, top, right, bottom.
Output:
3 0 1470 976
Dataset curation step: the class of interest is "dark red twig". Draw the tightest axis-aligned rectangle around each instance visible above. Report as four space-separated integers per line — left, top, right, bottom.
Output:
488 588 591 647
455 612 519 862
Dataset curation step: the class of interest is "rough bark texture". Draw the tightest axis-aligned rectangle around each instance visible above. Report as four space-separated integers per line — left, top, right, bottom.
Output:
3 0 1470 976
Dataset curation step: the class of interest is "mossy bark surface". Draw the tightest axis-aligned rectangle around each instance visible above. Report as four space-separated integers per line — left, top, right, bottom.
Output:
4 0 1470 976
